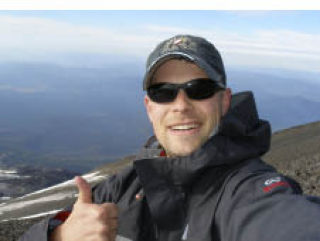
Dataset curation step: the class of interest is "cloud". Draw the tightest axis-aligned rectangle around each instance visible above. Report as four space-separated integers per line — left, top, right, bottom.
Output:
144 25 320 72
0 15 319 73
216 30 320 72
0 15 155 60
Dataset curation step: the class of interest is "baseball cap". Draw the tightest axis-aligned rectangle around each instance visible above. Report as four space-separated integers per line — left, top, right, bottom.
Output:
143 34 226 90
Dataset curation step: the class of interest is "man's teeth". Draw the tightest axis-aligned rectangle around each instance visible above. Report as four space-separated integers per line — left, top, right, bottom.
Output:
171 124 198 130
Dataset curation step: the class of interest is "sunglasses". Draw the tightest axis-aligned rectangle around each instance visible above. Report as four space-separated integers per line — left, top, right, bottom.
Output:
147 78 225 103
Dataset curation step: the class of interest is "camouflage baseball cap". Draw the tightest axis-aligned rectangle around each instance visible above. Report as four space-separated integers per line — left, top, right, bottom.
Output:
143 34 226 90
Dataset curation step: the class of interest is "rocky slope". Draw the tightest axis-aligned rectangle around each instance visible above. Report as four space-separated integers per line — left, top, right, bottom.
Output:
263 121 320 196
0 164 79 202
1 121 320 241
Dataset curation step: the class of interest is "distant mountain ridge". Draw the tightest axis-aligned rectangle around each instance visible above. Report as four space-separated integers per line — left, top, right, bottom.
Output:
1 62 319 173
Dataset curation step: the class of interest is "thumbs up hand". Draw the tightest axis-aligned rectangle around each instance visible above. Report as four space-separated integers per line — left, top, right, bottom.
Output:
49 176 118 241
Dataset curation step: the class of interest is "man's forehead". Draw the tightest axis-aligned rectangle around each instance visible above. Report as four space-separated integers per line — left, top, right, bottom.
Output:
151 58 207 84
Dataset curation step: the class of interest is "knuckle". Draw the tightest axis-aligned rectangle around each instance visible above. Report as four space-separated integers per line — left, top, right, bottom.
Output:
95 223 116 238
97 209 107 220
96 224 109 234
113 219 119 228
91 206 105 219
102 202 117 209
108 219 118 229
101 203 118 217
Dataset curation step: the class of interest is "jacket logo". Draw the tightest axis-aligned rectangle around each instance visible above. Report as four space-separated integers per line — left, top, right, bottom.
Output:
263 176 290 193
264 176 281 186
162 36 197 54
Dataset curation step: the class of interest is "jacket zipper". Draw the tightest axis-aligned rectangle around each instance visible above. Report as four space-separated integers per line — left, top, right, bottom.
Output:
154 223 159 240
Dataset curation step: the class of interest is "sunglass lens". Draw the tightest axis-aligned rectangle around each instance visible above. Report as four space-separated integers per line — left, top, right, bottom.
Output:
186 79 222 100
147 84 177 103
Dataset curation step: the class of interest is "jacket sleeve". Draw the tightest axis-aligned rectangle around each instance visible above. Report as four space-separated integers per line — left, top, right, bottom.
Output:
216 170 320 241
18 206 73 241
18 173 120 241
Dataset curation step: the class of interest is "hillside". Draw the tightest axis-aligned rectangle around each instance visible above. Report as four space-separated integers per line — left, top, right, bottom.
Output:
263 121 320 196
0 164 79 202
1 121 320 240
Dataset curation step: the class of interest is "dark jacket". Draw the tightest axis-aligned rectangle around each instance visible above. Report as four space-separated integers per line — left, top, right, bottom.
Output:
19 91 320 241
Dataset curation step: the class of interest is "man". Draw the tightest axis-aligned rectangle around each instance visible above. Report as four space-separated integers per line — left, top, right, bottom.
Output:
20 35 320 241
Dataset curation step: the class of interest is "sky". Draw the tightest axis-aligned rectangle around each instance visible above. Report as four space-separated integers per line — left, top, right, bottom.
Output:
0 11 320 73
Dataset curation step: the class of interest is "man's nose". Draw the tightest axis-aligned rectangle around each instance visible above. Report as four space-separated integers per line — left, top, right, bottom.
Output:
171 89 191 112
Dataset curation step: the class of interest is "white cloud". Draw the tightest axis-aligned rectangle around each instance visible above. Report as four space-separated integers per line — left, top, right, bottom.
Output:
213 30 320 72
0 15 319 73
143 25 320 72
0 15 155 61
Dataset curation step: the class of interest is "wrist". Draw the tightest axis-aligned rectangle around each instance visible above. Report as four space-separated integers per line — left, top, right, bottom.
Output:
49 224 64 241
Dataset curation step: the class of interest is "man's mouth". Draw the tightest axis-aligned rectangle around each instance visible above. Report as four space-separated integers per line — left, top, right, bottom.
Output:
168 122 201 135
170 123 199 130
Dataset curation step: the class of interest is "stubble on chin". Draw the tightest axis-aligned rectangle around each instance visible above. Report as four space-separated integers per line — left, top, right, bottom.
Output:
163 136 202 157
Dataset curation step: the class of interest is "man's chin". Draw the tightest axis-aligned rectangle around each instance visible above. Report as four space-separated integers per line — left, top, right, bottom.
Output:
165 143 201 157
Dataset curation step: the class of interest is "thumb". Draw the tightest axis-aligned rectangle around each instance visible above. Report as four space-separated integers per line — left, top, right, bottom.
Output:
75 176 92 204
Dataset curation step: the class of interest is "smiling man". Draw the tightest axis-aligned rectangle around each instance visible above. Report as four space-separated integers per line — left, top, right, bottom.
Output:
20 35 320 241
144 58 231 157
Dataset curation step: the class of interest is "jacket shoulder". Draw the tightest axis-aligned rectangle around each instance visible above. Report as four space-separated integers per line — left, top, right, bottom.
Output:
221 158 302 206
215 159 320 241
92 164 138 204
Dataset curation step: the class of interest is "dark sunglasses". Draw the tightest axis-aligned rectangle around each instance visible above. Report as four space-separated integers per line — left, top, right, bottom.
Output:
147 78 225 103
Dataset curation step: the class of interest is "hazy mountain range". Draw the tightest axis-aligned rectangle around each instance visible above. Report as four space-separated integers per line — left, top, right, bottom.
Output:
0 62 319 173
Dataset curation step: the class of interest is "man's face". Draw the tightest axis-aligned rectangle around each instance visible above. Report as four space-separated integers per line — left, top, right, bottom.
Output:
144 59 231 157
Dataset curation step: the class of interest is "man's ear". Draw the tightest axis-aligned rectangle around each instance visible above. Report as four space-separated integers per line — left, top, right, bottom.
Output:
144 95 153 123
221 88 232 116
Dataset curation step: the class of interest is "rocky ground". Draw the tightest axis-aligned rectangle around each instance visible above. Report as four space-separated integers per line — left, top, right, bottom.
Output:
263 121 320 196
0 219 42 241
0 164 79 202
1 121 320 241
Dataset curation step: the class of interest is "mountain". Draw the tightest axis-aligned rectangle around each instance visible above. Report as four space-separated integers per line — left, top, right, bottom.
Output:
0 62 319 172
0 121 320 241
227 68 320 131
0 62 151 173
